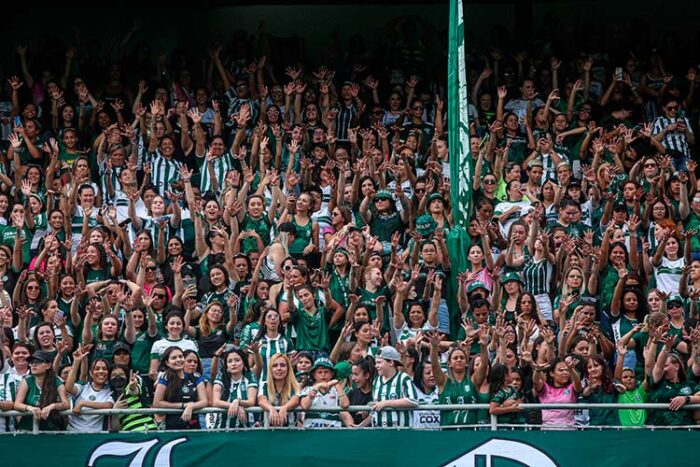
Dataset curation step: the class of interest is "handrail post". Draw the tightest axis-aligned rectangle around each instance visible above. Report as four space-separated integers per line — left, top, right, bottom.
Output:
490 413 497 431
32 414 39 434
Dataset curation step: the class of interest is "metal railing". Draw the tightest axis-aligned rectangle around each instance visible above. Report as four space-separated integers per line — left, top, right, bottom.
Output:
2 403 700 434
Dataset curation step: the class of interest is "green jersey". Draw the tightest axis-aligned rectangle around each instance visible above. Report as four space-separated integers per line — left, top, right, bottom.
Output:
213 371 258 428
649 377 695 425
289 216 313 256
257 334 294 383
118 382 158 432
490 386 525 425
240 214 272 254
618 386 647 426
439 377 477 426
584 387 618 426
291 306 331 352
17 375 64 431
130 330 159 374
371 371 417 427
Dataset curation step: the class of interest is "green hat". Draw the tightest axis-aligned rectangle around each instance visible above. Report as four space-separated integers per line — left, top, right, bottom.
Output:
373 189 393 200
467 280 488 294
334 361 352 380
415 214 437 237
426 192 445 204
667 294 684 305
501 272 523 284
311 357 335 374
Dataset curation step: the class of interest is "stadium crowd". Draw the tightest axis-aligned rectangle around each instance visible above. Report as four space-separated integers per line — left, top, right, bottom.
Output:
1 15 700 432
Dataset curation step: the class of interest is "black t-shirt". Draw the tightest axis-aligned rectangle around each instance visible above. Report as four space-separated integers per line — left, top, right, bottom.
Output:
348 388 373 425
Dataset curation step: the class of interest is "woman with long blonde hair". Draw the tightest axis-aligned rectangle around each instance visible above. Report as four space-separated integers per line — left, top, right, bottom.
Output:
257 353 300 426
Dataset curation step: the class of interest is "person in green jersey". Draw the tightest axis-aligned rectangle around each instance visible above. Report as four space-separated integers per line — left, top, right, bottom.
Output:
370 346 418 427
431 326 489 427
581 354 618 426
250 307 294 383
287 283 343 355
300 357 349 428
125 306 159 376
488 364 525 425
14 350 70 431
212 348 258 428
257 353 300 427
649 332 697 426
614 338 650 427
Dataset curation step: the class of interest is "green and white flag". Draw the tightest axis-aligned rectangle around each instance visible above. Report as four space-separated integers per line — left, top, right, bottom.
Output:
446 0 473 338
447 0 472 226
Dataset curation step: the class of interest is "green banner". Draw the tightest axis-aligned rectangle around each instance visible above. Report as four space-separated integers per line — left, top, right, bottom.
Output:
1 430 696 466
446 0 472 338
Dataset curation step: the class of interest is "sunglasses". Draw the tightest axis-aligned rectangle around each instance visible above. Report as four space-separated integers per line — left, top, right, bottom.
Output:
668 303 683 309
413 106 423 110
415 188 426 193
644 163 657 168
372 110 384 115
153 293 166 299
374 198 388 203
666 106 678 111
145 266 157 272
483 179 496 185
26 286 40 290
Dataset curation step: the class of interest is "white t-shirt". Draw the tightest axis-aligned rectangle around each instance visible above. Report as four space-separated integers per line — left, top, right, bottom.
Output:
150 337 199 360
67 382 114 433
0 368 21 432
655 256 685 295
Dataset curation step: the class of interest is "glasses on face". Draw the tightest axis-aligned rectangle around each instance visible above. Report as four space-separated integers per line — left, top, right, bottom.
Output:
667 106 678 111
415 188 426 193
413 106 423 111
27 286 40 291
153 293 166 299
668 303 683 310
146 266 157 272
373 198 387 204
644 163 657 168
483 179 496 185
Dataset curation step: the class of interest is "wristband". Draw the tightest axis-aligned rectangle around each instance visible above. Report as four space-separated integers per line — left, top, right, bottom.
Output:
685 396 691 404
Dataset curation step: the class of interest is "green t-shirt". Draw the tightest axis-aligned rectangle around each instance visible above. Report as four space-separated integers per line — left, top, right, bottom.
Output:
490 386 525 425
648 377 695 426
291 305 330 352
439 377 477 426
618 386 648 426
584 386 618 426
17 375 64 431
240 214 272 254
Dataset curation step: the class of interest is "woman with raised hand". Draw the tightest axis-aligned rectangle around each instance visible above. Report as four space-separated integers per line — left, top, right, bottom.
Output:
65 346 114 432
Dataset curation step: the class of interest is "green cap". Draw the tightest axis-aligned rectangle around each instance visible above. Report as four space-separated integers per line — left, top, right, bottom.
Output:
415 214 437 237
467 280 488 294
373 189 393 200
667 294 684 304
311 357 335 374
501 272 523 284
426 192 445 204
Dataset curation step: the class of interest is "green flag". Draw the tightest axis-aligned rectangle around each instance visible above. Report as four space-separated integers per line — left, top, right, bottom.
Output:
446 0 473 338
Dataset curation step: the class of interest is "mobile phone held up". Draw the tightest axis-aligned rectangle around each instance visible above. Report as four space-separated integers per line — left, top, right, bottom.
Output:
615 67 623 81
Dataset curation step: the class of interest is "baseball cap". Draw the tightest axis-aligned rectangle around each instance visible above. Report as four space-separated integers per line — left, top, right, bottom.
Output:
29 350 54 364
377 346 403 364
